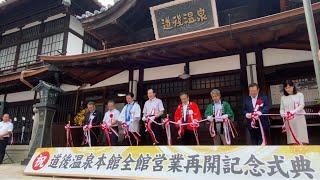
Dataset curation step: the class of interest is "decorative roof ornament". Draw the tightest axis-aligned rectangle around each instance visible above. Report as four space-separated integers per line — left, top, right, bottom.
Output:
62 0 71 7
76 0 120 20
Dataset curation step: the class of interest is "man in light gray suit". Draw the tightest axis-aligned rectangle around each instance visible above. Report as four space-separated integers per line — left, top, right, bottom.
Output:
119 92 141 145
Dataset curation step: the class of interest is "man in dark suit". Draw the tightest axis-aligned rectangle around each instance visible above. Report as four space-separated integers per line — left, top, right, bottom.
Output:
84 101 102 146
243 83 270 145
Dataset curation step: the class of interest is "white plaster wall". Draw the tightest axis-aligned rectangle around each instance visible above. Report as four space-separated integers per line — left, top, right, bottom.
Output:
190 55 240 75
44 13 66 22
246 52 258 85
6 91 35 102
247 52 256 65
85 70 129 89
66 32 83 55
0 94 4 101
133 69 139 81
69 16 84 36
22 21 41 29
2 27 19 36
263 48 312 67
60 84 80 92
144 63 185 81
60 71 130 92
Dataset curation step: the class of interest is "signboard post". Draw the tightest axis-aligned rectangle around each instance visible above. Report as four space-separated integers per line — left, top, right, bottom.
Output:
150 0 219 39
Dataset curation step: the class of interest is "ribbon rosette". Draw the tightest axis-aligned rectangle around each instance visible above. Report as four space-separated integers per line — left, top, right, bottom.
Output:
285 111 294 121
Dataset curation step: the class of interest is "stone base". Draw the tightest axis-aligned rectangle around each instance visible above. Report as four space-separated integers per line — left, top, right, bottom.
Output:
21 158 31 165
3 145 29 164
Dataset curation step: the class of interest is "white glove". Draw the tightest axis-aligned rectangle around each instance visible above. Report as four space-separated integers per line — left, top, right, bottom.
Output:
246 113 252 119
122 121 131 126
142 116 146 121
256 111 262 116
207 116 214 122
149 116 155 121
177 120 182 125
221 114 228 119
215 116 223 122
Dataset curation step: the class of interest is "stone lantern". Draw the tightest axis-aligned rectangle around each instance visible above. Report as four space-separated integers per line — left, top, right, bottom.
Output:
22 80 63 165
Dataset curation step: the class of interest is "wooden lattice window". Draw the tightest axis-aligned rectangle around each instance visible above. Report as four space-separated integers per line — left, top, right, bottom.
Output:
191 73 241 90
41 33 64 56
18 39 39 67
21 25 41 41
44 18 66 34
0 46 17 71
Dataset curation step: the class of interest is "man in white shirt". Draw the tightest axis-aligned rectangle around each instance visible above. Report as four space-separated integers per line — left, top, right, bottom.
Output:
142 89 165 145
103 100 120 145
0 114 13 164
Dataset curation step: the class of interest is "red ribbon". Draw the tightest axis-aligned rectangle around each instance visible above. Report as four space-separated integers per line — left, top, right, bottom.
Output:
163 115 172 146
191 120 200 145
209 121 216 140
121 122 132 146
64 121 73 147
83 124 92 146
178 123 184 139
101 123 111 146
131 132 141 146
222 118 238 145
145 117 159 145
250 100 268 145
283 112 301 145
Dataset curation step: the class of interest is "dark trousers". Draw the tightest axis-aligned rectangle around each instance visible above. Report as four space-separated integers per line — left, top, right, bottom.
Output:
84 128 99 146
0 138 9 164
146 118 166 145
121 132 140 146
110 127 119 146
249 127 270 145
180 129 197 145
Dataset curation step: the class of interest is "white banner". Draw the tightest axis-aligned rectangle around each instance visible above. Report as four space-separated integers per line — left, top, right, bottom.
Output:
24 146 320 180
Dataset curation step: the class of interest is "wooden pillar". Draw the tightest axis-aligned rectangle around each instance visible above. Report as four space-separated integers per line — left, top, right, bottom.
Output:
128 69 134 93
0 93 7 116
240 51 248 97
280 0 287 11
137 68 144 104
62 14 70 55
13 27 22 70
255 48 267 93
185 62 191 93
36 20 45 58
102 87 107 115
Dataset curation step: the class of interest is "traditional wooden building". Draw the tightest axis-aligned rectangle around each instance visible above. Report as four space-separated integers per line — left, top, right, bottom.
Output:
1 0 320 159
0 0 103 161
40 0 320 146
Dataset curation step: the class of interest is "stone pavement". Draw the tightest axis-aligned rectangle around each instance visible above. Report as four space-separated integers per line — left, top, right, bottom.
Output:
0 164 116 180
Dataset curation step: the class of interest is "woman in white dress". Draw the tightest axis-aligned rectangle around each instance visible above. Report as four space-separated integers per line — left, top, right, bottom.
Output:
280 80 309 145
